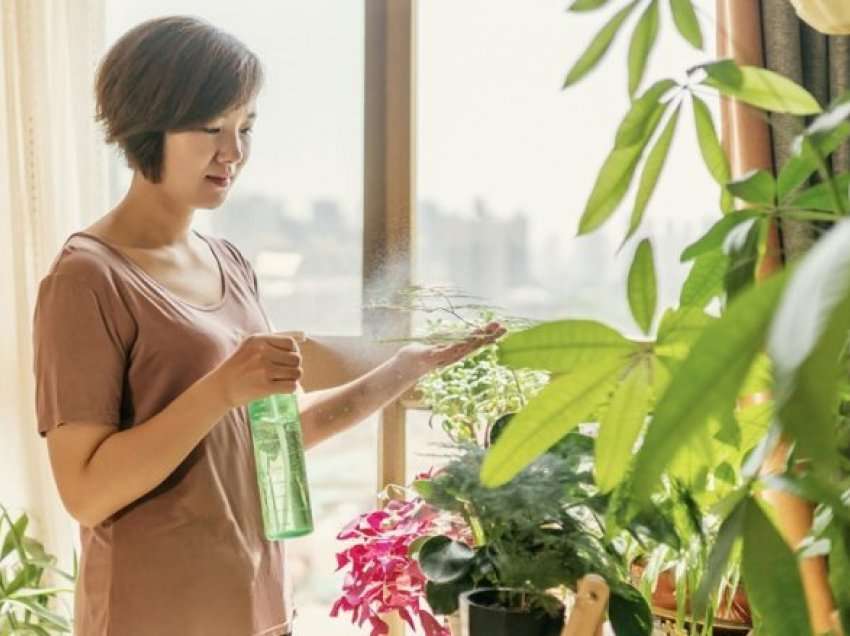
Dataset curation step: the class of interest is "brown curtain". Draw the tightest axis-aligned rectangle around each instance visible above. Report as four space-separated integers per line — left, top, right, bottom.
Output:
760 0 850 258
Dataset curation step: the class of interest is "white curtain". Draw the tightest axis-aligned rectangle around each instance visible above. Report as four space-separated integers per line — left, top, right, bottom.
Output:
0 0 108 568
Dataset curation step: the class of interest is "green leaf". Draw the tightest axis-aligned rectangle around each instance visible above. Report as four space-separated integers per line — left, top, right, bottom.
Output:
0 512 28 563
784 173 850 214
778 116 850 201
595 360 651 492
692 94 731 186
726 169 776 206
723 217 763 301
655 307 714 361
418 536 475 584
703 65 822 116
608 584 653 636
481 356 625 488
425 578 471 615
498 320 636 373
579 103 668 234
563 1 640 88
616 79 677 148
680 212 761 262
698 59 743 87
626 104 681 240
630 270 788 502
692 495 747 618
767 221 850 474
826 519 850 635
627 0 659 96
568 0 612 12
627 239 657 334
742 499 813 636
679 250 728 309
669 0 702 49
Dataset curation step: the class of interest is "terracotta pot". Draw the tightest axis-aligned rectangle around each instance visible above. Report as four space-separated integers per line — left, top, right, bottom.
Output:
630 562 751 632
789 0 850 34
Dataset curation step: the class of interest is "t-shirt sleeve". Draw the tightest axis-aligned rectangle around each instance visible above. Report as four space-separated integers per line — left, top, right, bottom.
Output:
33 273 133 436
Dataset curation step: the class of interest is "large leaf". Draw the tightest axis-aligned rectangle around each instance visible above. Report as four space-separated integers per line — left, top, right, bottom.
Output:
595 360 651 492
669 0 702 49
563 1 640 88
680 212 761 262
727 169 776 206
481 356 625 488
692 494 747 618
627 0 659 97
578 104 667 234
692 94 731 187
627 239 657 334
702 65 822 116
678 249 728 309
742 499 813 636
630 271 788 502
498 320 636 372
626 104 681 240
767 221 850 473
417 536 475 584
616 79 678 148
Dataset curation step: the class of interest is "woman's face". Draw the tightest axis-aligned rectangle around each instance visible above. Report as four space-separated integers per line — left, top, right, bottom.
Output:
159 100 257 210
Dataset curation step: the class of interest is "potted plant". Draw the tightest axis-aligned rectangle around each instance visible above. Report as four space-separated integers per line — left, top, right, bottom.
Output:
412 433 653 636
330 475 469 636
0 504 76 635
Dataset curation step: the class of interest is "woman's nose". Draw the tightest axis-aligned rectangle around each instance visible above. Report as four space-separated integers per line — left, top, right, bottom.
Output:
216 132 244 165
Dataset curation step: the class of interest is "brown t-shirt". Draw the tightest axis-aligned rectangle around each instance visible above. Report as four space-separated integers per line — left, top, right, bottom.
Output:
32 232 293 636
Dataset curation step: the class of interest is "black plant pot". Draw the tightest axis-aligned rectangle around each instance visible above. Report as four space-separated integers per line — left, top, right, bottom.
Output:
459 588 565 636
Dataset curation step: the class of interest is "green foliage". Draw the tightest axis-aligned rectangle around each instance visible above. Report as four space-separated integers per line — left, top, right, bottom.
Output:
0 505 75 635
418 440 651 631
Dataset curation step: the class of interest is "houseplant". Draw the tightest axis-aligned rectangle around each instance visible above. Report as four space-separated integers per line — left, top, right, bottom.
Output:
480 2 850 634
0 504 76 635
413 434 653 636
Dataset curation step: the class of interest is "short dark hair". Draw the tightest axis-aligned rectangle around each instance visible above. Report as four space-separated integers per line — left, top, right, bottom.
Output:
95 16 264 183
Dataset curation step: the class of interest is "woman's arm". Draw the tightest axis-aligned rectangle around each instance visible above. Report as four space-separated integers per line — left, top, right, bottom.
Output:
299 322 505 449
47 333 302 528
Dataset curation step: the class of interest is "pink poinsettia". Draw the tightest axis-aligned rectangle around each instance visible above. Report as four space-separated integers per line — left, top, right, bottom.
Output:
331 474 469 636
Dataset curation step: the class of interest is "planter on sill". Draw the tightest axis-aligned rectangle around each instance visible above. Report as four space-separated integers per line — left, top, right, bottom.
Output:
459 588 565 636
631 563 751 634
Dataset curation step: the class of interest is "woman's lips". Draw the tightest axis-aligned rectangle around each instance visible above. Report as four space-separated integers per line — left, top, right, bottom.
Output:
206 175 231 188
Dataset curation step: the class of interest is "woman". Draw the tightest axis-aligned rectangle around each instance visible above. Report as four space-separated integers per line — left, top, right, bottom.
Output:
33 16 503 636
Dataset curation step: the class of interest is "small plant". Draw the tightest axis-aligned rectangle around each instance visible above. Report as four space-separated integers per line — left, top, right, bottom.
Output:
414 435 654 636
367 286 548 442
0 504 76 635
331 477 470 636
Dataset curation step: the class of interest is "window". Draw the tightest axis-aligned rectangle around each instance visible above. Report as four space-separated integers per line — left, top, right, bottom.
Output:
409 0 719 480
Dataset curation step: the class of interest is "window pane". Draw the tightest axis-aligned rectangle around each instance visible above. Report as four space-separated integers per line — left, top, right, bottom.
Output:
104 4 370 634
416 0 718 332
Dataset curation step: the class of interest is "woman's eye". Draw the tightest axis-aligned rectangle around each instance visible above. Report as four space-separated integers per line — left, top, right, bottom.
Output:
202 127 221 134
240 128 253 136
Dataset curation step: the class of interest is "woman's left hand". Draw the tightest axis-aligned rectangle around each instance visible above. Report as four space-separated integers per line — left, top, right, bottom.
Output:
396 321 507 378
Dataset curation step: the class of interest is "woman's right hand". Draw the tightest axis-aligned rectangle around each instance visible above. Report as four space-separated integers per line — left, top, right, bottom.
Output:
208 332 305 408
